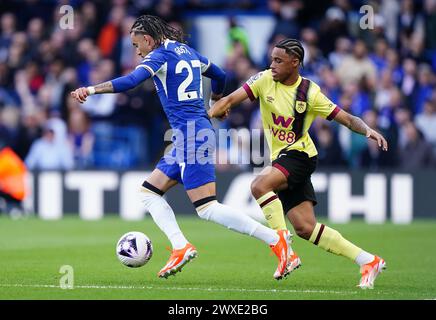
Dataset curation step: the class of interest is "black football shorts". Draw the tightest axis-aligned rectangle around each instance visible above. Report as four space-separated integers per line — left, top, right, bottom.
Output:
271 149 318 214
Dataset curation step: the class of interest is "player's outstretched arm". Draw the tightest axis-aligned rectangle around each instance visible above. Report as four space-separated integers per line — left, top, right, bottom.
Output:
334 109 388 151
208 87 249 119
70 82 114 103
70 67 151 103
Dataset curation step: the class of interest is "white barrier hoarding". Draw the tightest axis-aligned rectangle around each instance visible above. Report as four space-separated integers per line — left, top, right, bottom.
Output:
23 170 430 224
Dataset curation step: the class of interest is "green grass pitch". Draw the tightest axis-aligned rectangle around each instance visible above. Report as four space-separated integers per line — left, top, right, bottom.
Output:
0 215 435 300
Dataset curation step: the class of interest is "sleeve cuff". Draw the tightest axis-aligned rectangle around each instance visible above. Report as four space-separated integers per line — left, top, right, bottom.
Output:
243 83 255 101
201 59 211 73
135 64 155 77
326 106 341 121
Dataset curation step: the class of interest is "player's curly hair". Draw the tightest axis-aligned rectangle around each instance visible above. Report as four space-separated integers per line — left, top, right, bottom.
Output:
130 15 186 47
275 38 305 66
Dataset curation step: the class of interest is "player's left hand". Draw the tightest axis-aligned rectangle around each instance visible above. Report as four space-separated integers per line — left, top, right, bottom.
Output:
367 128 388 151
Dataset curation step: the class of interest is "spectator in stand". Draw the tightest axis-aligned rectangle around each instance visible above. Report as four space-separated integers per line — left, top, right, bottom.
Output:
397 0 425 58
318 6 349 56
26 17 45 61
316 122 347 168
67 106 94 168
375 69 396 111
0 12 16 62
423 0 436 68
369 37 389 76
80 1 101 40
359 10 389 51
342 81 372 117
117 16 139 74
152 0 181 24
0 62 18 106
359 109 396 169
36 33 58 68
394 107 413 150
399 121 435 169
400 57 419 112
12 107 43 160
318 65 341 104
415 98 436 151
328 36 352 70
335 39 377 91
379 0 401 47
24 61 44 96
299 28 329 83
76 38 101 86
25 118 74 170
413 63 435 115
377 87 403 164
0 106 20 149
385 48 403 85
97 5 126 59
268 0 302 38
7 31 29 70
334 91 368 168
227 17 251 61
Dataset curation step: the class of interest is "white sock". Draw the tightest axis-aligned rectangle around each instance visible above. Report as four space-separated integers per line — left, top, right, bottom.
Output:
355 250 375 266
139 188 189 250
196 201 279 245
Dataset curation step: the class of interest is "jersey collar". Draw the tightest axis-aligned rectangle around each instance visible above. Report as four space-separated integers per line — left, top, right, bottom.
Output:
278 75 302 89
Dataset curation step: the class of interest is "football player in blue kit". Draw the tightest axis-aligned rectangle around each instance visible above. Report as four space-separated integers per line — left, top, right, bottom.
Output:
71 15 293 280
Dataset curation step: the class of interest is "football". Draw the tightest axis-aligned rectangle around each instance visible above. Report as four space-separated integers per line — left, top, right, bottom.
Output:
116 231 153 268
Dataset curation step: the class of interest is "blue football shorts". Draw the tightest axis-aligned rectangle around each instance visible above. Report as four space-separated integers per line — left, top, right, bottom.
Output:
156 120 216 190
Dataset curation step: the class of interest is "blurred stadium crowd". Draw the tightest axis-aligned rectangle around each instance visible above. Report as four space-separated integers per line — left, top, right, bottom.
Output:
1 0 436 172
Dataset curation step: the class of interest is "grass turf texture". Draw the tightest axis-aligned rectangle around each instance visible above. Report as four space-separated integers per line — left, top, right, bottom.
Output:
0 216 435 300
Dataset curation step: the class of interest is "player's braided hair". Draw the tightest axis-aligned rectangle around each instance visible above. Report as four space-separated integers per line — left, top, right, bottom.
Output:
130 15 186 47
275 38 305 66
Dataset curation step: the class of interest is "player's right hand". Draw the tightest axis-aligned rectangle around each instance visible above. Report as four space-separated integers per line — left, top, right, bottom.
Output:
70 87 90 103
208 108 229 121
216 109 230 121
367 128 388 151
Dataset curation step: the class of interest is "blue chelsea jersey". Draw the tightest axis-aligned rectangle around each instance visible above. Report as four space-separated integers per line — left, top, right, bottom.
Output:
135 39 211 129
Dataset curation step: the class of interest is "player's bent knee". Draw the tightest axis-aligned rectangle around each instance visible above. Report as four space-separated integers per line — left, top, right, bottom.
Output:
141 180 165 196
250 179 269 199
294 224 313 240
193 195 217 220
139 181 165 207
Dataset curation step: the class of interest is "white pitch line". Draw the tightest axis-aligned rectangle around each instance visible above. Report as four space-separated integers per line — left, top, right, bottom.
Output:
0 283 357 295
